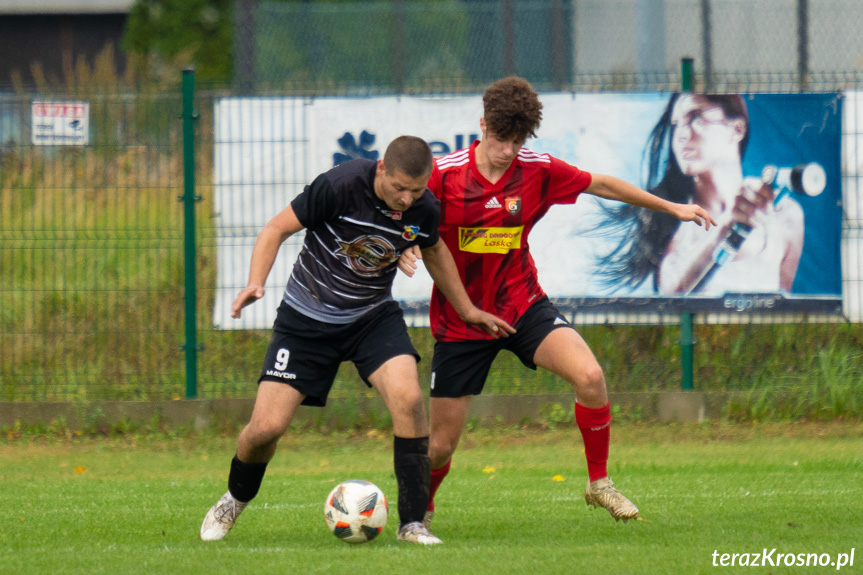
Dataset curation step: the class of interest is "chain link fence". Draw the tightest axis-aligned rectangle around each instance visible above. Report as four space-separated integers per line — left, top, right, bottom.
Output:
0 89 188 400
234 0 863 94
2 0 863 402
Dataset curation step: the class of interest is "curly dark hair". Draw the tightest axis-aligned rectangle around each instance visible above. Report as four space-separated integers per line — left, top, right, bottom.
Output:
482 76 543 141
596 93 749 292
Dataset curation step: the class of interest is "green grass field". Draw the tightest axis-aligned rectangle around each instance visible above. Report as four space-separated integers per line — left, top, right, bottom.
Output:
2 422 861 575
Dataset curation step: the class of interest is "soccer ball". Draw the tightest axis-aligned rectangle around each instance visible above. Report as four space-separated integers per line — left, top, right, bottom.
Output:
324 480 388 544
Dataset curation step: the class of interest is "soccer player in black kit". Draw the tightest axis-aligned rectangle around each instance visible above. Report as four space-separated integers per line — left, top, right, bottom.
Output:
200 136 514 545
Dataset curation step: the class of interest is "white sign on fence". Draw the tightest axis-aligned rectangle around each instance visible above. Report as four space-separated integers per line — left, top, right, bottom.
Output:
31 100 89 146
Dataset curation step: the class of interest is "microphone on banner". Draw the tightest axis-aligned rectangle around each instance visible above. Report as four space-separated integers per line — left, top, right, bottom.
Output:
763 163 826 204
686 163 825 294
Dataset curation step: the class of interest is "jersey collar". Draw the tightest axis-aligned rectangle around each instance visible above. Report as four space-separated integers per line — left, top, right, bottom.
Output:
469 139 517 190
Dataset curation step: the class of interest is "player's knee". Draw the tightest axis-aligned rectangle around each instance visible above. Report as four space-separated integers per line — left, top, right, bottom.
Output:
244 417 288 446
429 432 458 463
586 362 606 387
392 388 426 420
572 361 606 395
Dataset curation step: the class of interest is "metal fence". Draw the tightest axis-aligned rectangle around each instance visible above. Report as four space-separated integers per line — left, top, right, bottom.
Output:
2 0 863 402
0 88 191 401
234 0 863 94
2 76 861 402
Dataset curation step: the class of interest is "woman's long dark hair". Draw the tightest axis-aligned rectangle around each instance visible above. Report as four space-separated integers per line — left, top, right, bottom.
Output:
595 93 749 292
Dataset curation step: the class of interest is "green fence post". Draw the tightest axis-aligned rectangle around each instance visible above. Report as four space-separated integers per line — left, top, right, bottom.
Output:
680 314 695 390
681 56 694 92
181 68 200 398
680 57 695 391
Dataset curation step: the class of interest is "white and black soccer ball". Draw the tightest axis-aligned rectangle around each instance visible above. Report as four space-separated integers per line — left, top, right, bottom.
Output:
324 480 388 544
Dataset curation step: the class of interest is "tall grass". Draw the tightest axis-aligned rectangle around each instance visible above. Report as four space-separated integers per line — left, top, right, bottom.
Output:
724 344 863 421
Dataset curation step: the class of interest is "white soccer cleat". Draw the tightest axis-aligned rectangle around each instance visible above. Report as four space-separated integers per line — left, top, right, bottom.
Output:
422 510 434 529
201 491 248 541
397 521 442 545
584 477 639 523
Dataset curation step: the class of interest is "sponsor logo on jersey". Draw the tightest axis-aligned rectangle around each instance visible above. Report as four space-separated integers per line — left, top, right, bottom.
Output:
458 226 523 254
265 369 297 380
505 196 521 215
484 197 502 209
381 209 402 220
402 225 420 241
336 235 398 276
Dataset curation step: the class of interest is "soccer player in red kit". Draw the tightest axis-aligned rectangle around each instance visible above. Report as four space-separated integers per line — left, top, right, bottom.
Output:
399 76 716 527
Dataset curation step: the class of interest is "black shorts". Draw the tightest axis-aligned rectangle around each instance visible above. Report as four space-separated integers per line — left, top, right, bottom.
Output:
429 298 574 398
258 300 420 407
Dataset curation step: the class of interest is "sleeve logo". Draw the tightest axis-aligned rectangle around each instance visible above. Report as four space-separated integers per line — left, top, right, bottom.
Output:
458 226 523 254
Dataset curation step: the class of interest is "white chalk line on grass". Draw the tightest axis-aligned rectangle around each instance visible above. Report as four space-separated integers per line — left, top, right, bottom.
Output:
552 487 861 502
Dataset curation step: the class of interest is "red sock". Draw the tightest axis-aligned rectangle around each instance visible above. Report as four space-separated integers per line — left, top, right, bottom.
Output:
575 402 611 483
428 459 451 511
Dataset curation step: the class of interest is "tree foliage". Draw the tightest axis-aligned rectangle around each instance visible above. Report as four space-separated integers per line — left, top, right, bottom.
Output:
122 0 233 83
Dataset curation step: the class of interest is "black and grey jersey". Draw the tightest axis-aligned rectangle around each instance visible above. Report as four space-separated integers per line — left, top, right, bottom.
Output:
284 159 439 323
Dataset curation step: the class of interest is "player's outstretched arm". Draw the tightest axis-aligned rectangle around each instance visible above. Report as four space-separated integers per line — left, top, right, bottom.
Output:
586 173 717 229
231 205 305 319
420 239 516 338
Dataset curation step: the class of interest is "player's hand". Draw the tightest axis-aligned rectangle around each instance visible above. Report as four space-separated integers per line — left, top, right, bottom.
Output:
397 245 422 277
231 284 265 318
673 202 717 230
460 308 516 339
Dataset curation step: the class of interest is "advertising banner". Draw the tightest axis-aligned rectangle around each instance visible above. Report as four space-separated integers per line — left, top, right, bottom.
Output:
213 93 843 329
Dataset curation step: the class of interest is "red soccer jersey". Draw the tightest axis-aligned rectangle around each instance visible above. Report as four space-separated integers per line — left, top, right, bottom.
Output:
428 140 593 341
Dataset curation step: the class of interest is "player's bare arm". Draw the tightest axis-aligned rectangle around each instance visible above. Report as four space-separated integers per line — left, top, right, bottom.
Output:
420 238 516 338
586 173 717 229
231 205 305 318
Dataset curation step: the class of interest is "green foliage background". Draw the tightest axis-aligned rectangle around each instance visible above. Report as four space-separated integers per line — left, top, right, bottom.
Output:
123 0 234 82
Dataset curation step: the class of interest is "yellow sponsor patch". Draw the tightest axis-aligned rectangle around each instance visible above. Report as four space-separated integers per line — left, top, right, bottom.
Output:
458 226 523 254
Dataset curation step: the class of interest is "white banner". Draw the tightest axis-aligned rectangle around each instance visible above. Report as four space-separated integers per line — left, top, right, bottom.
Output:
841 91 863 321
213 93 668 329
213 92 851 329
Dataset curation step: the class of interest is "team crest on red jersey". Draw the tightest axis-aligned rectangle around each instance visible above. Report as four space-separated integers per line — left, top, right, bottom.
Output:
505 196 521 215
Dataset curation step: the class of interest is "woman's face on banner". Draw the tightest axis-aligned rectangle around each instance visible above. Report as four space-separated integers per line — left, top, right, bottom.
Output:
670 95 746 178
